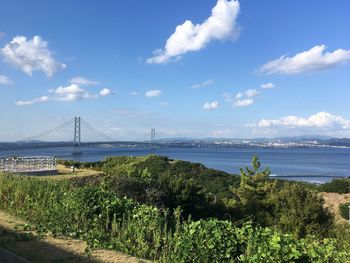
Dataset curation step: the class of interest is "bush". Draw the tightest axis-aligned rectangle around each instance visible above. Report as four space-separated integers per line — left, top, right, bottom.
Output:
1 173 349 262
271 184 333 238
102 155 238 219
318 179 350 193
339 202 350 220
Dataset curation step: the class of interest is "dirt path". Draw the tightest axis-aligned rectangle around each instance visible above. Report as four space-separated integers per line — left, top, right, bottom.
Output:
0 210 149 263
320 192 350 224
0 247 30 263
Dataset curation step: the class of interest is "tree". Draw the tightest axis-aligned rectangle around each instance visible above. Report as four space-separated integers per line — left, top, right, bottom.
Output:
230 155 275 225
271 184 333 238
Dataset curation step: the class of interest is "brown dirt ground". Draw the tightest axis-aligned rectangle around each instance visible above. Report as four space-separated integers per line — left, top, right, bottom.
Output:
0 210 150 263
320 192 350 224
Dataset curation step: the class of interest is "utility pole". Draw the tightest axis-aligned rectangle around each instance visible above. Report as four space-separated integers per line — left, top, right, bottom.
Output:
73 116 81 154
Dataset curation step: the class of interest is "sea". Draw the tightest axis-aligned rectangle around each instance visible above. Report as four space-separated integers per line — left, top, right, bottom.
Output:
1 146 350 183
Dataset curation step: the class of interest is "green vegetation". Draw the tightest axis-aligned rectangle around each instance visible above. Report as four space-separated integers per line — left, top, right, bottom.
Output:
318 178 350 193
57 159 103 170
1 154 350 262
339 202 350 220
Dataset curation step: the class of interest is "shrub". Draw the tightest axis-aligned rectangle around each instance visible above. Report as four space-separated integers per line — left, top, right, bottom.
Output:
339 202 350 220
318 179 350 194
1 173 350 262
271 184 333 238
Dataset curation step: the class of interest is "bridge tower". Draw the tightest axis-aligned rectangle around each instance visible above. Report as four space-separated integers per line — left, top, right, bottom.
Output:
151 128 156 143
73 116 81 154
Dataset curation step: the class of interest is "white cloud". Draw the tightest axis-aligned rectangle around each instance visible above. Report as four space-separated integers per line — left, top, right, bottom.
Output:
261 82 275 89
226 89 259 108
130 91 139 96
145 89 162 97
235 92 243 99
234 98 253 107
1 35 66 77
191 79 213 89
99 88 112 96
203 101 220 110
254 112 350 130
70 76 99 86
0 75 12 85
15 83 113 106
245 89 259 97
15 96 49 106
259 45 350 75
147 0 240 64
50 84 92 101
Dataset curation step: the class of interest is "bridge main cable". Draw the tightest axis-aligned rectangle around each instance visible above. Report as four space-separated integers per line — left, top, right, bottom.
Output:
80 118 116 141
21 118 75 142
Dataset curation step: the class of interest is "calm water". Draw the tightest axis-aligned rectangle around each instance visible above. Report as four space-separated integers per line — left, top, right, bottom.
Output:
1 146 350 183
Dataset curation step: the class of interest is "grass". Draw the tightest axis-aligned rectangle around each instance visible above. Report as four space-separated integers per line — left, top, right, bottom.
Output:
32 164 103 180
320 192 350 224
0 210 149 263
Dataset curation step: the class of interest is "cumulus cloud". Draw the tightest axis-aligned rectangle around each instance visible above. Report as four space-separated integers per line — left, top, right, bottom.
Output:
147 0 240 64
50 84 93 101
130 91 139 96
70 76 99 86
1 35 66 77
203 101 220 110
234 98 253 107
191 79 214 89
99 88 112 96
0 75 12 85
145 90 162 97
261 82 275 89
259 45 350 75
15 84 112 106
235 92 243 100
245 89 259 97
254 112 350 130
15 96 49 106
224 89 258 108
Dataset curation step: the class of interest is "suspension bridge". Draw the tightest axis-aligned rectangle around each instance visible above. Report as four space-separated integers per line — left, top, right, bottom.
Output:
0 116 157 156
0 117 158 174
19 117 117 154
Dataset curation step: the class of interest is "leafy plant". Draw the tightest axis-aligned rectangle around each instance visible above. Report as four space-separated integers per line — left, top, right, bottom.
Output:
339 202 350 220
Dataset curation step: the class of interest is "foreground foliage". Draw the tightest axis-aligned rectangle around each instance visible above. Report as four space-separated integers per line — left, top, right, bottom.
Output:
1 164 350 262
339 202 350 220
318 178 350 194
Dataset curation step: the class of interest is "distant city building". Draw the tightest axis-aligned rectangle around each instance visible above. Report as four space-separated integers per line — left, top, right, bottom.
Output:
0 156 57 175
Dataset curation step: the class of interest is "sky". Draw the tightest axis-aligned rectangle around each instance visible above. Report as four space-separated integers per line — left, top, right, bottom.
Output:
0 0 350 141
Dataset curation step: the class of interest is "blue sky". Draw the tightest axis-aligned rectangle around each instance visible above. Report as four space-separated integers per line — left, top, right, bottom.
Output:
0 0 350 141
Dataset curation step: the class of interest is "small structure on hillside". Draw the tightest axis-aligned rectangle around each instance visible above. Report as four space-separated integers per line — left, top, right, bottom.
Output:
0 156 58 175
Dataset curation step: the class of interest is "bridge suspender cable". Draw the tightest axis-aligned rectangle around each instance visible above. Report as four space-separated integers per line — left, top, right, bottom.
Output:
19 117 116 144
21 118 75 142
80 118 116 141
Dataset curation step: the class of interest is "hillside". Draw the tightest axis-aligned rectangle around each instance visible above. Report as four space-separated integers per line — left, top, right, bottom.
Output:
0 155 350 262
